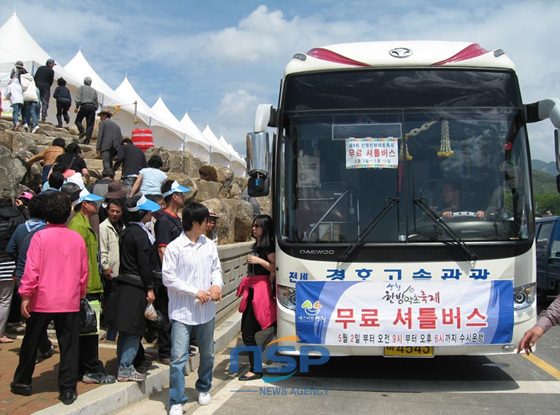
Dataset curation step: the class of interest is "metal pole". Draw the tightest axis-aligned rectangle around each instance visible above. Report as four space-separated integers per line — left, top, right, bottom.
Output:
134 101 138 125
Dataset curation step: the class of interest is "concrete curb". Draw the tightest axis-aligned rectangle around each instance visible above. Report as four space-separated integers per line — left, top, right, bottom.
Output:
34 312 242 415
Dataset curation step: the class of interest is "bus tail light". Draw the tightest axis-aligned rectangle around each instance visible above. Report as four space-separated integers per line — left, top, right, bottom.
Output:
278 284 297 310
513 282 536 310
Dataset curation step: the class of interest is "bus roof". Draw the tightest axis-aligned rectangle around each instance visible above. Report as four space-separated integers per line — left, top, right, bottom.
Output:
285 41 516 75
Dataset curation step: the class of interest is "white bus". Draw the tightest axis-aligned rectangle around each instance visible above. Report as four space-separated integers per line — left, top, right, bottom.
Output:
246 41 560 357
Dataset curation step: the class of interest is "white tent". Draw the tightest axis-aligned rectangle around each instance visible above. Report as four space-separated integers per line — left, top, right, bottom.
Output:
219 134 247 176
0 12 81 124
64 50 157 142
202 125 234 167
151 97 209 161
202 125 247 175
115 77 188 150
219 134 247 175
64 49 125 109
180 111 232 165
0 12 243 173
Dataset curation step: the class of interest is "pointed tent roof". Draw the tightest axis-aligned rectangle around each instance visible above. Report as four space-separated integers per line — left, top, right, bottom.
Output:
115 76 168 128
0 12 78 83
114 77 192 149
151 97 185 132
0 12 49 73
219 134 247 175
202 124 235 166
203 124 223 149
0 13 81 126
152 97 210 159
64 49 125 108
180 112 231 161
219 135 239 157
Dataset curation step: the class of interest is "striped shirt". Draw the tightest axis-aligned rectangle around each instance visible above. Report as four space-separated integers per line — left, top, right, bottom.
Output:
162 232 223 325
0 208 24 281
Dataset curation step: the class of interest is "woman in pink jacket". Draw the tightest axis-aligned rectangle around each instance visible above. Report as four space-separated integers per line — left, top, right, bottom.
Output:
237 214 276 381
11 192 89 405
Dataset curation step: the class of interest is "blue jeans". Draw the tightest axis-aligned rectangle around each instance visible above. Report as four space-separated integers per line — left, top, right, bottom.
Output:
12 103 22 125
23 101 38 128
117 332 141 377
168 318 215 405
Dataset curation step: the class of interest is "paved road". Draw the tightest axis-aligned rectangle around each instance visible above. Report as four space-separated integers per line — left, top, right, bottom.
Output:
117 297 560 415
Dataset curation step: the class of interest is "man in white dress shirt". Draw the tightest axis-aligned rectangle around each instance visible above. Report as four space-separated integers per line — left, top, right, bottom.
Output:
162 202 223 413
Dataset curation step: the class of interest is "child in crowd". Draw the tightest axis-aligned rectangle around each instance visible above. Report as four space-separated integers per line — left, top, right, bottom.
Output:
53 78 72 128
5 77 24 131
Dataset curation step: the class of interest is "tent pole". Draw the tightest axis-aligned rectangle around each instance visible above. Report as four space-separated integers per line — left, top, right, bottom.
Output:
134 101 138 125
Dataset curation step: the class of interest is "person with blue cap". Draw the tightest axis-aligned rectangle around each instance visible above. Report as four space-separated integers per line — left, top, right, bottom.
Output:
153 180 191 364
68 189 116 385
103 193 161 382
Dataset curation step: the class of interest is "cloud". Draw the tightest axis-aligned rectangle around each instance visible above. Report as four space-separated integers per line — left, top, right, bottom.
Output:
200 1 560 160
3 1 560 161
211 89 260 153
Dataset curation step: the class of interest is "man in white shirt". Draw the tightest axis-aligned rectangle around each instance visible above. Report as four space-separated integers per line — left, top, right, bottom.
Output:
162 202 223 413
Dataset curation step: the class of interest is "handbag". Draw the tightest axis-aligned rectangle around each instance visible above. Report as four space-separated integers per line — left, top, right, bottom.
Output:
79 298 98 334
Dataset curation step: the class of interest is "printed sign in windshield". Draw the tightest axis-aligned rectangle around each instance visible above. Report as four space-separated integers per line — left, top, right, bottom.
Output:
345 137 399 169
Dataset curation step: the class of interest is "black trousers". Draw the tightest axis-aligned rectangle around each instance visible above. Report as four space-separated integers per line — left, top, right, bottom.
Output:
75 104 96 140
155 281 171 358
13 311 80 394
56 101 71 126
38 86 50 119
79 294 105 377
241 289 263 373
79 333 105 377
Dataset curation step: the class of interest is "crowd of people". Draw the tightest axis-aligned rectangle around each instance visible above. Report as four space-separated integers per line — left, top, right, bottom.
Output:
2 56 278 409
3 59 110 142
0 130 277 410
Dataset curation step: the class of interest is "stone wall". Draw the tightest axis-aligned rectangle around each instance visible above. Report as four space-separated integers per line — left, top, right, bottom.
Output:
215 241 253 323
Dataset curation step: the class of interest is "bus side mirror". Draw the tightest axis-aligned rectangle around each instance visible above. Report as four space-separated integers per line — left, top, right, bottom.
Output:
246 131 270 197
248 172 270 197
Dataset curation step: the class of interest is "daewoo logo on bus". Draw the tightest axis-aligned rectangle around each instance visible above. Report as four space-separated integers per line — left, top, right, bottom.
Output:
299 249 335 255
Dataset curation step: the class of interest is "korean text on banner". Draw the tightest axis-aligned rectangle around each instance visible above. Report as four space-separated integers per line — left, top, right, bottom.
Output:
295 280 513 347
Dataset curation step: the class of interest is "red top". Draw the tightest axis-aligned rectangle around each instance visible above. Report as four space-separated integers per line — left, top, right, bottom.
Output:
237 275 276 330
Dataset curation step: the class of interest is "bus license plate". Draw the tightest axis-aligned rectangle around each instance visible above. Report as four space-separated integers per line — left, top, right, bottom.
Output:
384 346 434 358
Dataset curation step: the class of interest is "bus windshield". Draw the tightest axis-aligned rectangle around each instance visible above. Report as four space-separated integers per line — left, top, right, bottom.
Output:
278 69 533 244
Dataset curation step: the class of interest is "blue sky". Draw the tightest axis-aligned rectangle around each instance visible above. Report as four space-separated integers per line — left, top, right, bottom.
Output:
1 0 559 160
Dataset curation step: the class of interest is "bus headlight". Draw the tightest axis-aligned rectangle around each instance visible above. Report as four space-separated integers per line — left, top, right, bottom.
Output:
277 284 296 310
513 282 536 310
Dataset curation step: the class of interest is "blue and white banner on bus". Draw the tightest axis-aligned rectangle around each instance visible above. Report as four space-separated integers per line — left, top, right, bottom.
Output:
295 280 513 346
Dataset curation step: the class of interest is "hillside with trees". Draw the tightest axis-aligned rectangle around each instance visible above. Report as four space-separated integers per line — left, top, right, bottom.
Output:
532 164 560 215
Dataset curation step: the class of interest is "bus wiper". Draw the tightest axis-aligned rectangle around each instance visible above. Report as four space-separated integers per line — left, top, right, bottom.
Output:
413 198 478 261
339 197 398 262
